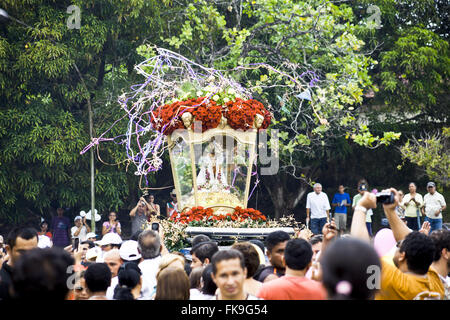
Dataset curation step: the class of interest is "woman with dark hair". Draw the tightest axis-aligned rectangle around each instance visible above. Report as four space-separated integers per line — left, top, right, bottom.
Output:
155 267 189 300
146 194 160 218
231 242 262 296
73 270 89 300
189 266 204 300
113 262 143 300
102 212 121 236
200 264 217 299
38 221 52 239
321 237 381 300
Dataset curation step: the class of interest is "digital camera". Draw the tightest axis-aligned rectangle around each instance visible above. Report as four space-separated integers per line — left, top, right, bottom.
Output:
375 191 395 204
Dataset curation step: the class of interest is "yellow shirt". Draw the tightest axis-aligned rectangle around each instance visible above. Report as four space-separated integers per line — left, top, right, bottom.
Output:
376 256 444 300
402 193 424 218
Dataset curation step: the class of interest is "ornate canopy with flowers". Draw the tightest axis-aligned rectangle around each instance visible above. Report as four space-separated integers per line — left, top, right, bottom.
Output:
155 92 272 215
81 48 304 243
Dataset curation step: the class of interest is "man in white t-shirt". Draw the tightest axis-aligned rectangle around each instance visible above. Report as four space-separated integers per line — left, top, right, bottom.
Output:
138 230 163 299
306 183 331 235
422 182 447 234
71 216 90 244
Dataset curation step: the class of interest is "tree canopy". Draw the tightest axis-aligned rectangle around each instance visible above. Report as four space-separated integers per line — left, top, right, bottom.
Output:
0 0 448 227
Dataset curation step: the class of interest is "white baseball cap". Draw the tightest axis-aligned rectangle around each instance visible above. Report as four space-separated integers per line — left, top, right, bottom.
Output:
86 232 97 239
86 247 100 261
95 233 123 246
74 216 82 222
119 240 142 261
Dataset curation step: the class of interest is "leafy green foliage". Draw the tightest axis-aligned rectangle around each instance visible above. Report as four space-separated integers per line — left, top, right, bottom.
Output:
159 0 401 182
0 0 167 224
399 128 450 186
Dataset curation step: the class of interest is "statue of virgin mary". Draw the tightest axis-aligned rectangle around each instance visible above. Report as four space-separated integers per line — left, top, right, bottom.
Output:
197 142 228 191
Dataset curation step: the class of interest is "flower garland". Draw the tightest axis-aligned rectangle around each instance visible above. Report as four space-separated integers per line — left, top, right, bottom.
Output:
149 214 306 252
170 206 267 224
151 96 271 135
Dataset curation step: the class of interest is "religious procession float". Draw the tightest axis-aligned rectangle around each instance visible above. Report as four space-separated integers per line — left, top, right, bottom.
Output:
83 48 306 251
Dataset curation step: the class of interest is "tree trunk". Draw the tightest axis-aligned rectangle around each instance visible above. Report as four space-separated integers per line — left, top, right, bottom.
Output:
262 173 310 220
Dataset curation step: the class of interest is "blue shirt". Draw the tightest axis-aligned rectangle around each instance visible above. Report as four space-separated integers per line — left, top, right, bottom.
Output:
332 192 351 214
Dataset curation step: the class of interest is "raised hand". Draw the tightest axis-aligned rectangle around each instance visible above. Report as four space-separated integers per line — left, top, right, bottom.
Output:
322 219 338 242
419 221 431 236
381 188 400 211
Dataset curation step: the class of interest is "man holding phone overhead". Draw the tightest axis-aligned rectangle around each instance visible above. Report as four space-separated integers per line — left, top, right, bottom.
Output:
72 216 91 244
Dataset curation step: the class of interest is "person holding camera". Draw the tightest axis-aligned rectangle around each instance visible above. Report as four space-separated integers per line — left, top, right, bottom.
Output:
130 196 151 236
71 216 91 243
102 212 122 236
350 188 444 300
352 181 374 237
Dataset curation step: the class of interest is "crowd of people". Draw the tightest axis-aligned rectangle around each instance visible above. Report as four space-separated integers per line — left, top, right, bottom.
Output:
0 183 448 300
306 180 447 237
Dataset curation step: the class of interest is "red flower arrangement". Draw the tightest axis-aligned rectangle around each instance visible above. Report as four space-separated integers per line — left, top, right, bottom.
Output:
191 100 222 132
224 98 271 132
150 101 187 135
151 96 271 134
170 206 267 224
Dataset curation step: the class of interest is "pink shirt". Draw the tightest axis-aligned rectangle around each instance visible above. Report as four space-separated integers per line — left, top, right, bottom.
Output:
103 221 121 234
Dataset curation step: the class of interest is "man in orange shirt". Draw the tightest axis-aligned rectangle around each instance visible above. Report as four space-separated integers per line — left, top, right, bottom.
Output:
256 238 327 300
351 189 444 300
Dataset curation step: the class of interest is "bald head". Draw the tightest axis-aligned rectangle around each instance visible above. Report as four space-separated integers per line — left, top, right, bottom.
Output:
103 249 122 278
138 230 161 259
